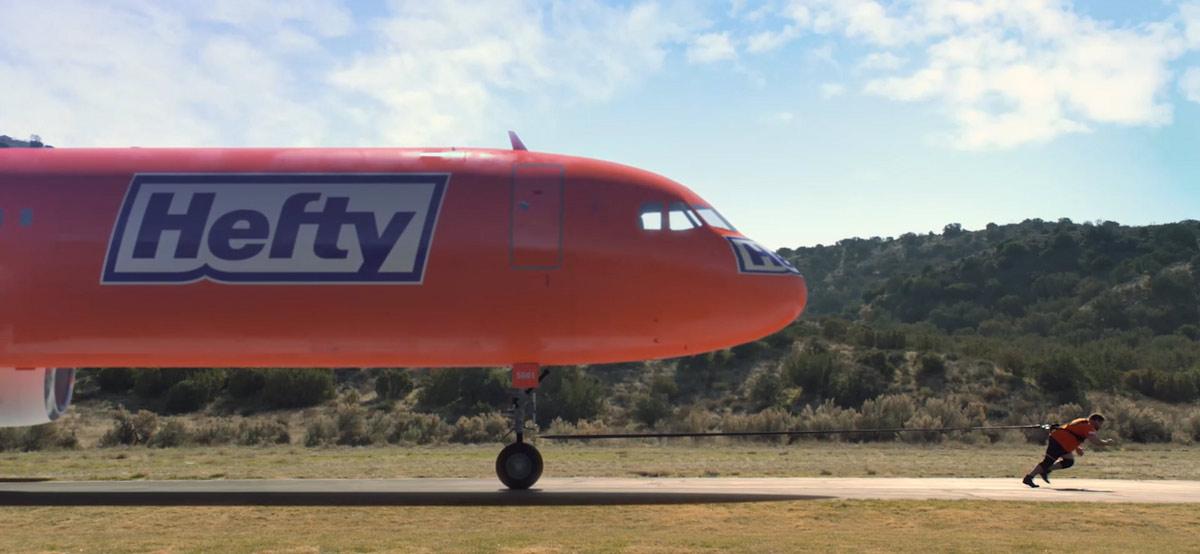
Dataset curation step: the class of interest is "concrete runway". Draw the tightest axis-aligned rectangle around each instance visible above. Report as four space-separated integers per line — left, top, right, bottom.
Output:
2 477 1197 506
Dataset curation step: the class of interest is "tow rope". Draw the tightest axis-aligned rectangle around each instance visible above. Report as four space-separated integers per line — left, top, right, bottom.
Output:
540 423 1057 441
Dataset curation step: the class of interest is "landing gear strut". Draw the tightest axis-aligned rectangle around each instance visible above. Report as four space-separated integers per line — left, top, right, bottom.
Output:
496 364 545 489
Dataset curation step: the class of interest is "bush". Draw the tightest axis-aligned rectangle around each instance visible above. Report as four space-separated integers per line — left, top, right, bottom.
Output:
450 413 508 443
164 380 212 413
632 393 672 428
100 408 160 446
149 420 189 448
721 408 797 443
238 419 291 445
916 353 946 382
745 369 783 410
262 369 335 409
1034 354 1087 405
191 421 239 445
782 349 841 397
304 416 338 447
857 350 894 380
96 368 135 393
0 423 78 452
334 402 371 446
1187 412 1200 443
133 369 225 401
417 368 508 419
1119 406 1173 443
1122 369 1200 403
797 401 856 439
676 350 733 391
537 367 606 426
374 369 414 402
227 369 267 399
381 412 452 445
829 364 887 408
855 395 916 441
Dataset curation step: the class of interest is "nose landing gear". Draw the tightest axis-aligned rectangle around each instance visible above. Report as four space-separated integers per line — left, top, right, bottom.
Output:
496 364 545 490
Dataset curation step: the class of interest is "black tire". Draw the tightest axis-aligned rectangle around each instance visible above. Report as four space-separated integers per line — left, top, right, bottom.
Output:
495 442 543 490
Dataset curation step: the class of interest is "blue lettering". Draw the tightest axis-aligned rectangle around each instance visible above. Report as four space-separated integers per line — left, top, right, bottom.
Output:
133 192 214 259
350 210 415 273
208 209 269 261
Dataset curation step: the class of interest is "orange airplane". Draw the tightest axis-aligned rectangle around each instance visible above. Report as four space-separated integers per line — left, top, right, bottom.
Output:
0 133 807 488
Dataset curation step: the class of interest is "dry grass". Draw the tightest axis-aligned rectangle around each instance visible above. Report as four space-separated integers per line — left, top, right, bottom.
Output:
2 442 1198 481
1 500 1197 553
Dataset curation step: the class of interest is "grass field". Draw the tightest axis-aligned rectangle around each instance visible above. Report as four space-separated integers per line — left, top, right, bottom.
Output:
3 442 1198 481
1 500 1197 553
4 443 1199 553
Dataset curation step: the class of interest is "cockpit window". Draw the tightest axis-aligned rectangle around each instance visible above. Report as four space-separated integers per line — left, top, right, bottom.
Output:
639 202 663 230
668 202 700 231
693 206 736 231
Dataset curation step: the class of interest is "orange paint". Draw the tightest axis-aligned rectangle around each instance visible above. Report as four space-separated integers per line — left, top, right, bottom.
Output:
0 147 806 368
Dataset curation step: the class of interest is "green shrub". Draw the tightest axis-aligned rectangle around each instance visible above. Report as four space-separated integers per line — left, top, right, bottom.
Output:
857 350 894 379
1120 406 1173 443
374 369 414 402
723 408 797 443
450 413 508 443
1122 369 1200 403
536 367 606 426
797 401 856 439
191 421 239 445
238 419 291 445
676 350 733 391
0 423 78 452
96 368 135 393
149 420 189 448
262 369 335 409
334 402 371 446
417 368 508 419
1034 354 1087 405
745 369 783 410
782 349 841 396
164 380 211 413
632 394 672 428
100 408 160 446
855 395 916 441
829 364 887 408
381 412 452 445
303 416 338 447
916 353 946 382
227 369 267 399
1187 412 1200 443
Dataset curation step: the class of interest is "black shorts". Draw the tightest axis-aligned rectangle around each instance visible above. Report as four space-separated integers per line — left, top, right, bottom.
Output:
1045 439 1070 460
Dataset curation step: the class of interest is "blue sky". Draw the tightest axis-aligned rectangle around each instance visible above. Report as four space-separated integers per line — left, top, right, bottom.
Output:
2 1 1198 248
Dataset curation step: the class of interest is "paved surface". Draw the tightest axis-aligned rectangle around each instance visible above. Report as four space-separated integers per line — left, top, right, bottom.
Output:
1 477 1196 506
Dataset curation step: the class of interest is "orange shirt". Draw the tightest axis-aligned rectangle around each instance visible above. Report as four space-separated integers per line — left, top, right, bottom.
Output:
1050 418 1095 451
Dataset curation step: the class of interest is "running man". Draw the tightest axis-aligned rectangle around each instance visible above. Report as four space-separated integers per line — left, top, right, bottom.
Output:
1023 413 1111 488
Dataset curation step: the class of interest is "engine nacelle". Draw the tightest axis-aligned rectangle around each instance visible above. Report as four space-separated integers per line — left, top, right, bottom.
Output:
0 367 76 427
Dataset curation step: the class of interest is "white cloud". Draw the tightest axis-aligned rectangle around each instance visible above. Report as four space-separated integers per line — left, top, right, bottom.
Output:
0 2 343 146
849 2 1193 149
764 111 797 125
1184 3 1200 48
858 51 904 71
0 1 701 147
333 1 698 145
820 82 845 98
1183 68 1200 103
746 26 799 53
687 32 737 63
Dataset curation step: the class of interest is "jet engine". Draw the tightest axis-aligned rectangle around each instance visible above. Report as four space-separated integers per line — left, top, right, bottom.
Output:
0 367 76 427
